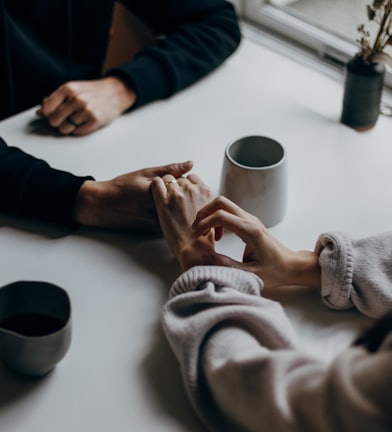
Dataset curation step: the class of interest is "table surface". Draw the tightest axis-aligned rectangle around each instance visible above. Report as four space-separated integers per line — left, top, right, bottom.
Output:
1 34 392 431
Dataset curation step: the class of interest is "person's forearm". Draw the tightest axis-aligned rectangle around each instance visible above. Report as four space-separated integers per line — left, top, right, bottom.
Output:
73 180 102 226
0 137 91 226
286 250 321 288
111 0 241 108
73 179 131 228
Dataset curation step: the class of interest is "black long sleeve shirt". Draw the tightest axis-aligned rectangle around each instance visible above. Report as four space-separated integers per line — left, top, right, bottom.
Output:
0 0 241 119
0 137 91 226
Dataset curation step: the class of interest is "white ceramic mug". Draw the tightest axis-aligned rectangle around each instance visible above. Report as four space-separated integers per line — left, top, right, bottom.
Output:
219 135 287 227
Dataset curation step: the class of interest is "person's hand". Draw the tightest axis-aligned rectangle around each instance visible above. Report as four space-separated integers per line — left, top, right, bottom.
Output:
74 161 193 231
151 173 215 271
192 196 321 289
36 77 136 136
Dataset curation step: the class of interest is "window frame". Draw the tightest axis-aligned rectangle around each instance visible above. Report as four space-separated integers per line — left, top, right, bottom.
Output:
240 0 392 88
243 1 357 65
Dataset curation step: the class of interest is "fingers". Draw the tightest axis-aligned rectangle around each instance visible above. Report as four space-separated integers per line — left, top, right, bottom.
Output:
158 166 211 194
39 87 69 120
192 196 264 245
58 115 88 135
55 117 95 136
151 176 168 203
194 196 249 226
162 174 182 189
68 110 87 127
49 101 81 129
144 161 193 180
71 119 100 136
166 161 193 177
186 173 204 185
192 196 244 238
147 165 210 196
38 86 81 135
38 82 100 136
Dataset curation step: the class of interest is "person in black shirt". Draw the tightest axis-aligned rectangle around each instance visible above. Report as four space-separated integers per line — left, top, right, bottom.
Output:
0 0 241 135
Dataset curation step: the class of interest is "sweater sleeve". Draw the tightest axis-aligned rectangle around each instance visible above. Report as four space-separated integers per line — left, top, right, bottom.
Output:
108 0 241 108
162 265 392 432
316 231 392 318
0 137 93 227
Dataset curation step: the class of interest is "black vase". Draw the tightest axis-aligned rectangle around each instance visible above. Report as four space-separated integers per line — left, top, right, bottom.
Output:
341 55 385 131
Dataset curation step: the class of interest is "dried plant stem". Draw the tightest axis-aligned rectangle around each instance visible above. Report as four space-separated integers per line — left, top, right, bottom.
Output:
373 1 392 53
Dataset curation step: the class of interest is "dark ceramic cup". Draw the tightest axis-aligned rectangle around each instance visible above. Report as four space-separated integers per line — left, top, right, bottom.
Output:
0 281 72 377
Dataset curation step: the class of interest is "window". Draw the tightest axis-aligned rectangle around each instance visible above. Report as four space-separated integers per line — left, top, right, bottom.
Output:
241 0 392 89
267 0 368 42
242 0 363 65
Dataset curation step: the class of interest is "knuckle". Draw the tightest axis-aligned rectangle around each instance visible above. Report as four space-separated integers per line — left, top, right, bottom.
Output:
58 126 72 135
78 100 88 110
48 114 61 127
248 223 264 239
85 110 99 124
204 187 213 199
215 209 226 219
61 83 77 98
215 195 226 205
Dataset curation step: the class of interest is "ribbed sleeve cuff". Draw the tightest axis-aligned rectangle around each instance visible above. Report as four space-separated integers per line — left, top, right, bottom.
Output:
315 232 354 310
169 266 264 300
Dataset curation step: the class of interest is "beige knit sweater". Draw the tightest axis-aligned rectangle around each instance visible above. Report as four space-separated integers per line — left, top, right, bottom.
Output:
162 231 392 432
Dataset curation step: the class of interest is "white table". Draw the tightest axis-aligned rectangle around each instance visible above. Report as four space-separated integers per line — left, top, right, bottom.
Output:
1 34 392 431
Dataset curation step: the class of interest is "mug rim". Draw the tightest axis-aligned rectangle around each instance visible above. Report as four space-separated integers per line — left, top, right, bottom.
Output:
225 135 286 170
0 281 72 339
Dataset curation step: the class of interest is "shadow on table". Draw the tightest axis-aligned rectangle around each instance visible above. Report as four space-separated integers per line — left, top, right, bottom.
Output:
25 117 62 137
32 227 202 429
0 362 54 411
25 117 87 138
0 214 73 240
141 322 207 432
82 232 207 430
265 284 371 330
73 230 206 428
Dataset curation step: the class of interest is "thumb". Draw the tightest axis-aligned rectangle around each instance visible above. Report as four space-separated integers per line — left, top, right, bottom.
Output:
153 160 193 178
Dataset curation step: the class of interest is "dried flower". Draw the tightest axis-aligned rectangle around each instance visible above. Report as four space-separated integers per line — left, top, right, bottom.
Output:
358 0 392 65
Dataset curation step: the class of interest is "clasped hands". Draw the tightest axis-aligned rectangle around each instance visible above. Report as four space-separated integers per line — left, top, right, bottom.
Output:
74 161 320 290
151 173 321 290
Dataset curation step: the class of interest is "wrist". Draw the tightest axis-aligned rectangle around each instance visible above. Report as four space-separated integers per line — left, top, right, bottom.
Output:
176 237 215 271
73 180 105 226
104 76 136 112
287 250 321 288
